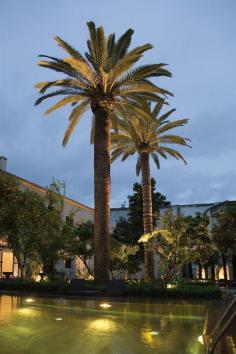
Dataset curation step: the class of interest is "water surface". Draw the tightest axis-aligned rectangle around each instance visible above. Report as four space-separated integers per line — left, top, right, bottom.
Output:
0 294 207 354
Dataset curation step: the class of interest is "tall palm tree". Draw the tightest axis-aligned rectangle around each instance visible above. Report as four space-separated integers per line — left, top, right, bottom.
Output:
111 102 190 281
34 22 172 285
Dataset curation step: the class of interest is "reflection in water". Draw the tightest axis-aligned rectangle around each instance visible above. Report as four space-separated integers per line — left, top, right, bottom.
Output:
0 294 218 354
89 318 117 332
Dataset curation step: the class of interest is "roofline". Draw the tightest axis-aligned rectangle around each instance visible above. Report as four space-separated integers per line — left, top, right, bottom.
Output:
110 207 129 211
161 203 216 208
204 200 236 215
111 203 217 211
1 171 94 213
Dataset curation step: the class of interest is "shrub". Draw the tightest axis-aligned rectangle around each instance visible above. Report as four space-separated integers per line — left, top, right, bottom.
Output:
0 279 69 293
124 280 221 299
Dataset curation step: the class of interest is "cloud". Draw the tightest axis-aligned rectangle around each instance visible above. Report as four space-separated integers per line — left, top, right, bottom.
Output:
0 0 235 208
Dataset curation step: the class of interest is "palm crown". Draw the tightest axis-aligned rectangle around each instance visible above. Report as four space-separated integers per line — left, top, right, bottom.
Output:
111 101 190 174
34 22 172 145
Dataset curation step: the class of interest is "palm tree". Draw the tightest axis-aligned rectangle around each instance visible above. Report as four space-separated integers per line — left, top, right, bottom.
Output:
111 102 190 281
34 22 172 285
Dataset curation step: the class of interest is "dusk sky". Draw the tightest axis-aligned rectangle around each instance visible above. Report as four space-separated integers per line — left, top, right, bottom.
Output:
0 0 235 208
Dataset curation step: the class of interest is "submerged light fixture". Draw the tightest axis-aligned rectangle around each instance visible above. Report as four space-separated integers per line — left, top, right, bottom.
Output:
99 303 112 309
25 298 35 303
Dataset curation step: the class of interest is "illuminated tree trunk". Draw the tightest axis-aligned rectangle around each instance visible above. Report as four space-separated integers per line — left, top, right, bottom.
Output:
140 151 154 282
93 107 111 285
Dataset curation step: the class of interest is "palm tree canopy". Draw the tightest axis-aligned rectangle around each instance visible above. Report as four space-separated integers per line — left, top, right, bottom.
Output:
111 101 190 175
35 22 173 145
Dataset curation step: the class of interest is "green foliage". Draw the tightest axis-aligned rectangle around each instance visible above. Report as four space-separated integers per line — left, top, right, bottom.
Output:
0 279 69 293
113 179 170 245
110 237 139 278
111 101 190 173
124 280 221 299
211 205 236 274
0 174 68 279
0 173 48 278
64 220 94 277
185 213 217 268
0 279 221 299
33 180 66 279
139 209 190 281
111 179 170 274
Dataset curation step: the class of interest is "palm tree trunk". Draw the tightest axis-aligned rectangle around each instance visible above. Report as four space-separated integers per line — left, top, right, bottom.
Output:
211 264 215 281
94 107 111 285
140 151 154 282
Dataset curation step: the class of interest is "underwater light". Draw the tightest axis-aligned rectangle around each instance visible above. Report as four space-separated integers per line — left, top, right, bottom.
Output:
150 331 159 336
99 303 112 309
25 298 35 303
55 318 62 321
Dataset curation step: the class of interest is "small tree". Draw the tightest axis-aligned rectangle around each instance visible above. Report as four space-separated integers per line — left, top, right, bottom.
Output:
0 173 46 279
211 206 236 281
111 179 170 278
110 237 139 279
35 180 66 279
139 209 189 282
64 220 94 278
184 213 216 280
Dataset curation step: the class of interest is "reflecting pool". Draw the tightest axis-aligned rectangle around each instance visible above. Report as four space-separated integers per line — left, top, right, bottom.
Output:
0 294 210 354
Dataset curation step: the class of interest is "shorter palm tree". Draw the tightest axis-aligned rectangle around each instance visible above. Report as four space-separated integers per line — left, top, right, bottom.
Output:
111 102 190 281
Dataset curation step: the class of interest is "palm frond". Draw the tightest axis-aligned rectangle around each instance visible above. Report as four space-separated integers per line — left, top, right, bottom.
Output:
63 57 97 86
151 152 160 169
90 115 95 144
160 147 187 164
136 156 141 176
152 101 164 117
117 64 171 87
37 60 78 78
35 78 89 94
157 119 189 134
109 54 142 87
107 33 116 58
62 100 90 146
44 96 85 115
54 36 87 62
159 134 190 146
158 109 176 124
35 89 75 106
115 29 134 59
127 43 153 56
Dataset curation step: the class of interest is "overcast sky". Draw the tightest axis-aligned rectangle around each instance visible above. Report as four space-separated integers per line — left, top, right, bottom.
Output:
0 0 235 208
